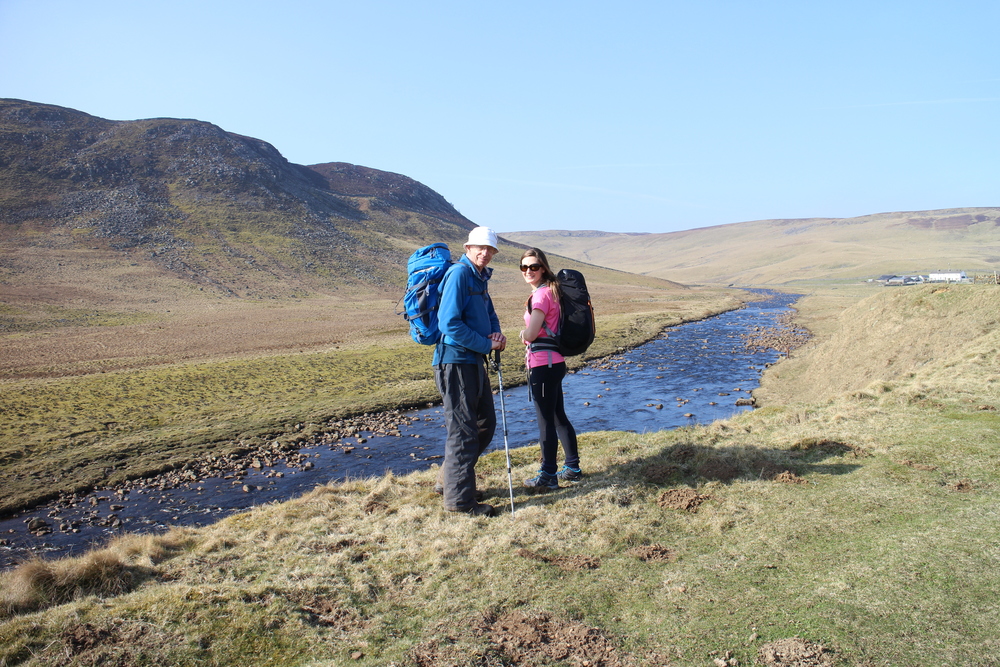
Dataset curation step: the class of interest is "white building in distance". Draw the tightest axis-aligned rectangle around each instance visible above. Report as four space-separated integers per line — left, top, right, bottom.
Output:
927 271 968 283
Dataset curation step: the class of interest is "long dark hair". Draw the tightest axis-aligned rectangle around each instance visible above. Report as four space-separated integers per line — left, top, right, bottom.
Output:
521 247 561 303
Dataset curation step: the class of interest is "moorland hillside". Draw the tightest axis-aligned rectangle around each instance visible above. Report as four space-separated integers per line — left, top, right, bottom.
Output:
0 98 689 379
505 208 1000 284
0 98 478 302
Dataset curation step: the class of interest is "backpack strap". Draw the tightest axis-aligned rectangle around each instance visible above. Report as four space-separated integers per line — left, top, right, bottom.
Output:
527 290 559 366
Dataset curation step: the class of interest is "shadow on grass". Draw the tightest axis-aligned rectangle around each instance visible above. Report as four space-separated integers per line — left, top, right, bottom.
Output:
495 437 865 514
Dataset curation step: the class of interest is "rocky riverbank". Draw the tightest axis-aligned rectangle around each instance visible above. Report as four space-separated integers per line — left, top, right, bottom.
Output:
13 411 426 540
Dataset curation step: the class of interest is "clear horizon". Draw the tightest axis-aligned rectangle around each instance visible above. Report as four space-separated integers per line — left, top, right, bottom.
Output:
2 0 997 235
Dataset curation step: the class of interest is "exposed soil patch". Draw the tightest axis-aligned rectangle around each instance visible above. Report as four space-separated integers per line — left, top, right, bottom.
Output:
773 471 808 485
949 479 975 492
516 548 601 571
307 538 363 554
58 621 183 666
641 462 679 484
363 499 390 514
476 610 665 667
297 595 366 632
626 545 677 563
758 637 836 666
657 488 710 512
408 610 674 665
665 443 698 463
697 458 740 482
899 459 938 472
790 438 867 458
748 458 787 480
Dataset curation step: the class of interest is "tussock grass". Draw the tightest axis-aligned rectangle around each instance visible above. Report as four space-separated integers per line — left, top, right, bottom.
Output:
0 530 195 617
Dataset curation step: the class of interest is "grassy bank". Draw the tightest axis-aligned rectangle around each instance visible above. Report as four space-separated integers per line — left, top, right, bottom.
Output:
0 286 741 516
2 284 998 665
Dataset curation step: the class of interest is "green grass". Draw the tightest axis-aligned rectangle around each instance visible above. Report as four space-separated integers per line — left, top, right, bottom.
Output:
0 304 161 333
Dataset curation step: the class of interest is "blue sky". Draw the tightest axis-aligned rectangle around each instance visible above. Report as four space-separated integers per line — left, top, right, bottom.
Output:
2 0 997 234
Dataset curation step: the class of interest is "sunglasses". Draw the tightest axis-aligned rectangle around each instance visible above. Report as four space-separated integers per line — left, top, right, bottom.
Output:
520 263 543 272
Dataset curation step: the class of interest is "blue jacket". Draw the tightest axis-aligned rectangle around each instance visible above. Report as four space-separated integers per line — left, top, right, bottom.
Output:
432 254 501 365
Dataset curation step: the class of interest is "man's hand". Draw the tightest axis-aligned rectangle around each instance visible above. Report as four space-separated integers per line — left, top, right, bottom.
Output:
489 332 507 351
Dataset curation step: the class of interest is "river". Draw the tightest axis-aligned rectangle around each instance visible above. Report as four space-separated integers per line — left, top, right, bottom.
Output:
0 289 801 568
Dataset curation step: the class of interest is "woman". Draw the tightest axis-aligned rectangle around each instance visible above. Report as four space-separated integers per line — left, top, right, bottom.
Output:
518 248 581 489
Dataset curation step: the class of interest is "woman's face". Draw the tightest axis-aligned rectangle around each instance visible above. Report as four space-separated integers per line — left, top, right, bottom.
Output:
520 257 544 287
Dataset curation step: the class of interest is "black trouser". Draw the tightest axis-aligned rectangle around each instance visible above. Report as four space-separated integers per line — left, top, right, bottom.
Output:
435 360 496 510
529 361 579 475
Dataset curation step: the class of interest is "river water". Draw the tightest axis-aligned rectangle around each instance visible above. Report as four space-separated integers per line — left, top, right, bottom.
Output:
0 289 800 568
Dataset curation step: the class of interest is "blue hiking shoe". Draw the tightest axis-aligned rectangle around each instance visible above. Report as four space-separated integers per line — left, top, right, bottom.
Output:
556 466 583 482
524 470 559 490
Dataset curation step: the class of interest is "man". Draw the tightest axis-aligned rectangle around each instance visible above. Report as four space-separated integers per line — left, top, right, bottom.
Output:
433 226 507 516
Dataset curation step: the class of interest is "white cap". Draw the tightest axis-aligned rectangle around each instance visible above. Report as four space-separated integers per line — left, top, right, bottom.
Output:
465 226 499 250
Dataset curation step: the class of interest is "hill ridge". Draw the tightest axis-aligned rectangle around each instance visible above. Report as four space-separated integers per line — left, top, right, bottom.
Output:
505 207 1000 284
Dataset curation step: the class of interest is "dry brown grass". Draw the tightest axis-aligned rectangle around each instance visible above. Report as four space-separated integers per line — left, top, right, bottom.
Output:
756 283 1000 406
0 242 717 379
505 207 1000 285
0 530 194 618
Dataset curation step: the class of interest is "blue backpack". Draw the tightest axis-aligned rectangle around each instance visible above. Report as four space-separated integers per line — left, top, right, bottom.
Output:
397 243 453 345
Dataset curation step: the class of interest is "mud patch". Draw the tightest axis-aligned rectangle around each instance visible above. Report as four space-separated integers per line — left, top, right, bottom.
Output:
516 548 600 571
657 488 710 512
758 637 836 666
773 471 808 485
626 545 677 563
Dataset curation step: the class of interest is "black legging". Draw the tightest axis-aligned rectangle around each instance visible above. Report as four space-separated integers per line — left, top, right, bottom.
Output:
528 361 579 475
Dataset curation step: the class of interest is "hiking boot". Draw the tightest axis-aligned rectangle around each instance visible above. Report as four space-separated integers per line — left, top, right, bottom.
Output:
523 470 559 490
556 465 583 482
448 503 496 517
435 485 484 501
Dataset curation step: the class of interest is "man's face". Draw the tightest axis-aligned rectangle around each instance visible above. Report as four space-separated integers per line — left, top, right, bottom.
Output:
465 244 497 271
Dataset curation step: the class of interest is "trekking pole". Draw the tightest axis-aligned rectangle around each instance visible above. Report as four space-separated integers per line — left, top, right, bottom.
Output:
491 349 516 517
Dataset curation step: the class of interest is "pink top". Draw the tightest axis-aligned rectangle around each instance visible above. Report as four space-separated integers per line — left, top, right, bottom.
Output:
524 284 565 368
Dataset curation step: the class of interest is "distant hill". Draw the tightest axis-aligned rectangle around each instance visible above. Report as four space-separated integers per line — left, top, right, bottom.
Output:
0 98 477 300
505 209 1000 284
